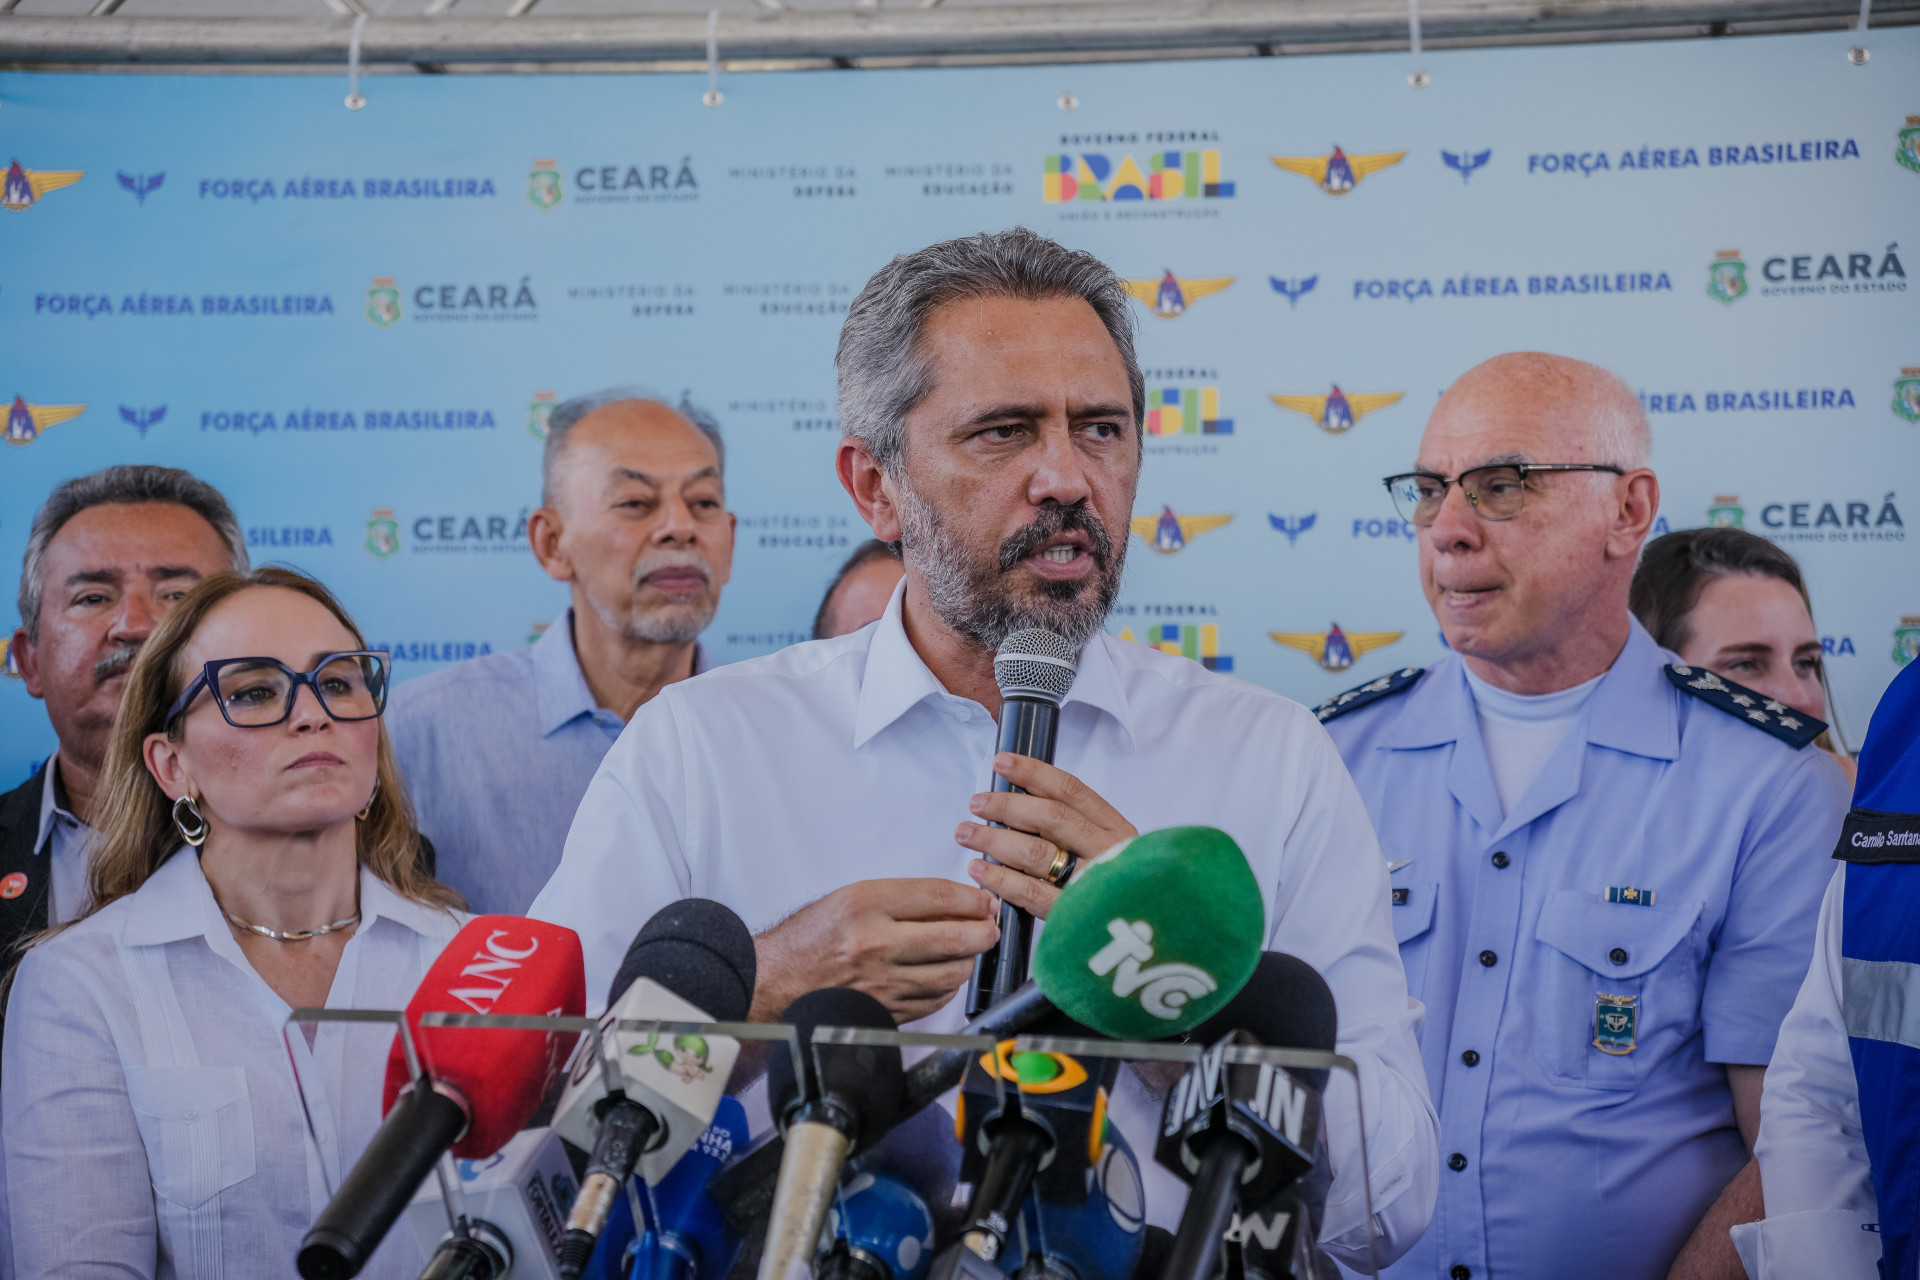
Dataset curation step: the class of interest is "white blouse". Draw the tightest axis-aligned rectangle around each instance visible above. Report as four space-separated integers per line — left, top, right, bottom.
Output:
2 848 463 1279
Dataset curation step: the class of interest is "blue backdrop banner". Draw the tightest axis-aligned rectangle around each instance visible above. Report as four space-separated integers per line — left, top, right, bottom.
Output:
2 27 1916 784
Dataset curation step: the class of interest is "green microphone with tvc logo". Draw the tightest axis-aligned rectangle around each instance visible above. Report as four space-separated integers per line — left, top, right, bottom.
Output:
1031 823 1266 1041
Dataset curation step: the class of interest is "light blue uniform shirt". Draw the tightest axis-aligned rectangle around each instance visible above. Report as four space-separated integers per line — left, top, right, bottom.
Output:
387 608 709 916
1322 618 1849 1280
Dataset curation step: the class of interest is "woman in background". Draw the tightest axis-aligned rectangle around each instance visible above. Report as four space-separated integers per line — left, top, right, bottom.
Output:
1632 526 1855 784
2 567 464 1278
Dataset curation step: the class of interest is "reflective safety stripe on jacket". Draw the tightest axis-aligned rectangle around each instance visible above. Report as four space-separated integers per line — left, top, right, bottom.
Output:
1842 857 1920 1280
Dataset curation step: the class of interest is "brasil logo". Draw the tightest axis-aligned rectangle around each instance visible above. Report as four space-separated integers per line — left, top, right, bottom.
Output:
1270 622 1403 673
1043 149 1233 203
1270 146 1404 195
1894 367 1920 424
1130 506 1232 555
2 160 83 213
1708 250 1747 304
366 276 401 329
365 508 400 560
529 390 557 440
1146 386 1232 437
5 396 84 446
1707 494 1745 528
1270 385 1403 434
1899 117 1920 176
1118 624 1232 672
528 158 561 209
1123 270 1233 319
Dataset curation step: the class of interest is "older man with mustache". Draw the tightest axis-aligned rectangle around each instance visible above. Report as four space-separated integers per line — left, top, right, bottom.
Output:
387 390 735 915
532 230 1437 1261
4 466 247 958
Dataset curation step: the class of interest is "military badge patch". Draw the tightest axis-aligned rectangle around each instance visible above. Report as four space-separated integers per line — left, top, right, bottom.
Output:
1606 886 1655 907
1664 664 1827 749
1593 994 1638 1055
1392 887 1410 906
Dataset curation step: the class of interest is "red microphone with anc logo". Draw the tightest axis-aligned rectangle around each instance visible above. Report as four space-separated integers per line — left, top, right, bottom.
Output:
298 916 586 1280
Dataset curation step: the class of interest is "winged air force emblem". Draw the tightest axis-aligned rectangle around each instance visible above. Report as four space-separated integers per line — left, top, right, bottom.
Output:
1123 270 1233 319
5 397 85 446
1131 506 1233 555
1270 146 1405 195
1269 623 1403 673
1270 384 1405 434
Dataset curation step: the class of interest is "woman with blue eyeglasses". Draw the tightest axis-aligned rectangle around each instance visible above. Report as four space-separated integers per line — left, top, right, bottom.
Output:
2 566 466 1278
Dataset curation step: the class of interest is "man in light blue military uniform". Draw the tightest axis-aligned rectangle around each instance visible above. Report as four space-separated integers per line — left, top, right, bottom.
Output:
1319 353 1849 1280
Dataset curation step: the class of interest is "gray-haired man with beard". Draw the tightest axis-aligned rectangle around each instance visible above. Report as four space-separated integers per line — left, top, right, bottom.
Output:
4 466 246 953
532 230 1437 1257
389 390 734 915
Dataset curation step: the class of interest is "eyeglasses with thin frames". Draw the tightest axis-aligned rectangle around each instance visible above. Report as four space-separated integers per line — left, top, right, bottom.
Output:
1381 463 1625 527
163 651 391 730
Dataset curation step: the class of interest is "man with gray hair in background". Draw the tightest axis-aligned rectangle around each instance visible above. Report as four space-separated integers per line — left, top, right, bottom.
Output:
388 390 734 915
533 228 1438 1259
3 465 246 955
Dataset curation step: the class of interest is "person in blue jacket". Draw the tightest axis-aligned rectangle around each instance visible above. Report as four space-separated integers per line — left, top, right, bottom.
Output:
1731 657 1920 1280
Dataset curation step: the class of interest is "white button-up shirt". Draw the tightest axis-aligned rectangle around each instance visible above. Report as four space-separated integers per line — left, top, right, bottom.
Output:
1729 866 1884 1279
531 584 1438 1266
1 847 464 1279
34 760 92 925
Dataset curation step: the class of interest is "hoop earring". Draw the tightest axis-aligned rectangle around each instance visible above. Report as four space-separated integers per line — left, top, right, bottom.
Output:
357 780 378 822
172 794 209 848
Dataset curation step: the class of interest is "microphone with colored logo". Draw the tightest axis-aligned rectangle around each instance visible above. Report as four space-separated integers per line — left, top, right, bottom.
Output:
1154 953 1338 1280
815 1172 937 1280
612 1095 752 1280
940 1040 1119 1271
1012 1121 1149 1280
757 987 908 1280
969 627 1080 1016
710 827 1267 1242
403 1127 579 1280
551 899 756 1279
298 916 588 1280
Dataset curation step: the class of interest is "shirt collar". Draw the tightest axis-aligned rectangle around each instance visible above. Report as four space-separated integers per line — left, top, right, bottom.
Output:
533 606 711 738
1382 614 1678 761
33 757 83 856
850 580 1136 751
120 847 457 948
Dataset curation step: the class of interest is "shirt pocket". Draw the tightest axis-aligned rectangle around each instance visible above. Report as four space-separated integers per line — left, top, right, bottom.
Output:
1534 890 1703 1090
1390 880 1439 1002
124 1066 257 1209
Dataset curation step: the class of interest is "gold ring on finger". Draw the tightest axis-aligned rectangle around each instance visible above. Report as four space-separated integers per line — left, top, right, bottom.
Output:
1045 846 1077 886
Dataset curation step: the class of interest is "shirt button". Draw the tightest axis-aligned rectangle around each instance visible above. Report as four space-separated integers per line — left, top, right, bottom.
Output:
1479 949 1498 967
1448 1152 1468 1171
1610 947 1629 965
1491 851 1510 869
1451 1268 1473 1280
1461 1049 1480 1066
182 1108 198 1120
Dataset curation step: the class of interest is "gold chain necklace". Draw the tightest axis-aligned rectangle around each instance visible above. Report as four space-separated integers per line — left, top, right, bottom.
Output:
220 906 361 942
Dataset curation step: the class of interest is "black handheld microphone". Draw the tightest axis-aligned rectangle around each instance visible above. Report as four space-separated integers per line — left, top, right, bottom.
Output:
756 988 908 1280
968 628 1079 1016
1155 953 1339 1280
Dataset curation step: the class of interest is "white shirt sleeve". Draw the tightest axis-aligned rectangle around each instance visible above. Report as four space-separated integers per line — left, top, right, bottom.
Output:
529 689 697 1011
2 945 161 1277
1269 716 1439 1269
1729 865 1882 1280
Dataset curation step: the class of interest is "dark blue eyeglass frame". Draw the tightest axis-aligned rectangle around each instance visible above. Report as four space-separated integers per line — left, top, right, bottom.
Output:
162 650 392 730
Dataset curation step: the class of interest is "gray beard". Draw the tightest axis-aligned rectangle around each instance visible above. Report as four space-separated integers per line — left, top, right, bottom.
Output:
894 477 1124 654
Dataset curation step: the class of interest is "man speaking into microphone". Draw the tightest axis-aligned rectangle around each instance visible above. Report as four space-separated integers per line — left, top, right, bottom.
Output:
531 228 1437 1263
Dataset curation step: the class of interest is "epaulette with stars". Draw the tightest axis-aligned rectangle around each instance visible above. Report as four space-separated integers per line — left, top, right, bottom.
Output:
1313 667 1425 724
1664 664 1827 749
